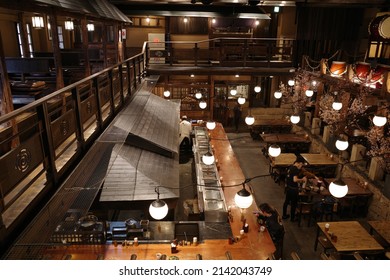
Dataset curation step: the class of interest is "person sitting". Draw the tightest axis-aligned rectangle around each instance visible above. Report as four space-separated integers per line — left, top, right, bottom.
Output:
179 115 192 152
256 203 285 259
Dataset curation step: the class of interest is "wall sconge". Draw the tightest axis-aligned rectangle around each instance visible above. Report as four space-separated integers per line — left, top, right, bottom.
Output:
64 20 74 31
329 61 347 77
87 23 95 31
212 17 216 24
163 90 171 98
32 16 44 29
255 19 260 26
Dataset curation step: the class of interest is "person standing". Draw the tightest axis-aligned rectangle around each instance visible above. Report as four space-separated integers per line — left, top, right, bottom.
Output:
233 103 242 132
179 115 192 152
282 160 307 222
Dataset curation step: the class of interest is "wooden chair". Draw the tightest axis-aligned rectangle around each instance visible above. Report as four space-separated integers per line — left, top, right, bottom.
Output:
296 201 314 227
318 200 336 222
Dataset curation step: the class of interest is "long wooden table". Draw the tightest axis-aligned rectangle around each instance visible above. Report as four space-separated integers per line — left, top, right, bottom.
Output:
367 220 390 248
300 153 338 178
261 133 311 156
315 221 384 253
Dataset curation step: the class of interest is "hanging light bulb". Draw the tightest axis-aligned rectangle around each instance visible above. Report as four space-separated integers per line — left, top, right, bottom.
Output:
288 79 295 87
202 151 215 165
195 92 202 99
237 96 246 105
329 178 348 198
254 86 261 93
332 101 342 111
274 91 282 99
163 90 171 98
335 137 349 151
311 80 317 87
206 120 216 130
290 114 300 124
199 100 207 109
146 17 151 23
305 89 314 97
373 114 387 127
149 187 169 220
245 115 255 126
268 144 281 157
234 184 253 209
230 88 237 96
183 17 188 23
212 17 216 24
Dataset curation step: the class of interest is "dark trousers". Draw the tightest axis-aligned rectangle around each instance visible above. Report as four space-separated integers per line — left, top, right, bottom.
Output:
282 188 299 220
180 137 191 151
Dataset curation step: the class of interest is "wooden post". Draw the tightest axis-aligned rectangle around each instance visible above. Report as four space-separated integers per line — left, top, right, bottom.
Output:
17 12 30 58
48 9 64 90
102 23 108 69
0 32 14 116
81 17 91 77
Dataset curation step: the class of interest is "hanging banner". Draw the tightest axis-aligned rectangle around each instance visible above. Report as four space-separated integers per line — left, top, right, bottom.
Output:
148 33 165 64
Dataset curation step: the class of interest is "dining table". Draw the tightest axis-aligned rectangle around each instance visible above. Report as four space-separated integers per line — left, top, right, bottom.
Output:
314 221 384 254
269 153 297 184
367 220 390 248
299 153 338 178
260 133 311 156
249 119 292 140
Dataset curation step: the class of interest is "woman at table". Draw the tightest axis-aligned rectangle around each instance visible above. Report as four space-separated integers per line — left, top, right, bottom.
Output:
282 160 307 222
256 203 285 259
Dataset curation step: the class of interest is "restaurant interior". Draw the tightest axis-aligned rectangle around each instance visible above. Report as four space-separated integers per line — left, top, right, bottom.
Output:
0 0 389 260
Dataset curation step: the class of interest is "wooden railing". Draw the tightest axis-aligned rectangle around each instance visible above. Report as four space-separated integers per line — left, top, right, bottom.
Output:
0 53 145 240
144 37 295 67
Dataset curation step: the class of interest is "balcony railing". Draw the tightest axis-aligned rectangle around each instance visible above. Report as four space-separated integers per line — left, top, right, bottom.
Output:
144 37 296 68
0 53 144 238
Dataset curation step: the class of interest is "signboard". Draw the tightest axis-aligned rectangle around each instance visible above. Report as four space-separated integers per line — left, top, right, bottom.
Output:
148 33 165 64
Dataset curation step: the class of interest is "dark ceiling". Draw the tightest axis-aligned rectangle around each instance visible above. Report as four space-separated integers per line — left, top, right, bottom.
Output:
107 0 389 18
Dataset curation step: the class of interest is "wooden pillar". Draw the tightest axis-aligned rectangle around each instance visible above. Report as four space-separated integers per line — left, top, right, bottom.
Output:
102 23 108 69
17 12 30 58
48 9 64 90
0 32 14 115
81 17 91 77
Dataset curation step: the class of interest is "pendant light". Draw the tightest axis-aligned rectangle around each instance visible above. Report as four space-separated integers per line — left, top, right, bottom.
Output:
87 23 95 31
254 86 261 93
149 187 169 220
230 88 237 96
373 115 387 127
206 120 216 130
237 96 246 105
245 115 255 126
335 135 349 151
290 114 300 124
287 79 295 87
268 144 281 157
195 92 202 99
202 151 215 165
305 89 314 97
64 19 74 31
274 91 282 99
163 90 171 98
199 100 207 109
234 184 253 209
329 178 348 198
332 92 342 111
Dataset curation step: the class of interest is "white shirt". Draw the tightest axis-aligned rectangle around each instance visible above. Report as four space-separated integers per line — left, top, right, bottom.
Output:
179 120 192 143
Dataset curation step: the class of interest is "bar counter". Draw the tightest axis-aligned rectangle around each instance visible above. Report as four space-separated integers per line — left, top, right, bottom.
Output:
42 123 275 260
